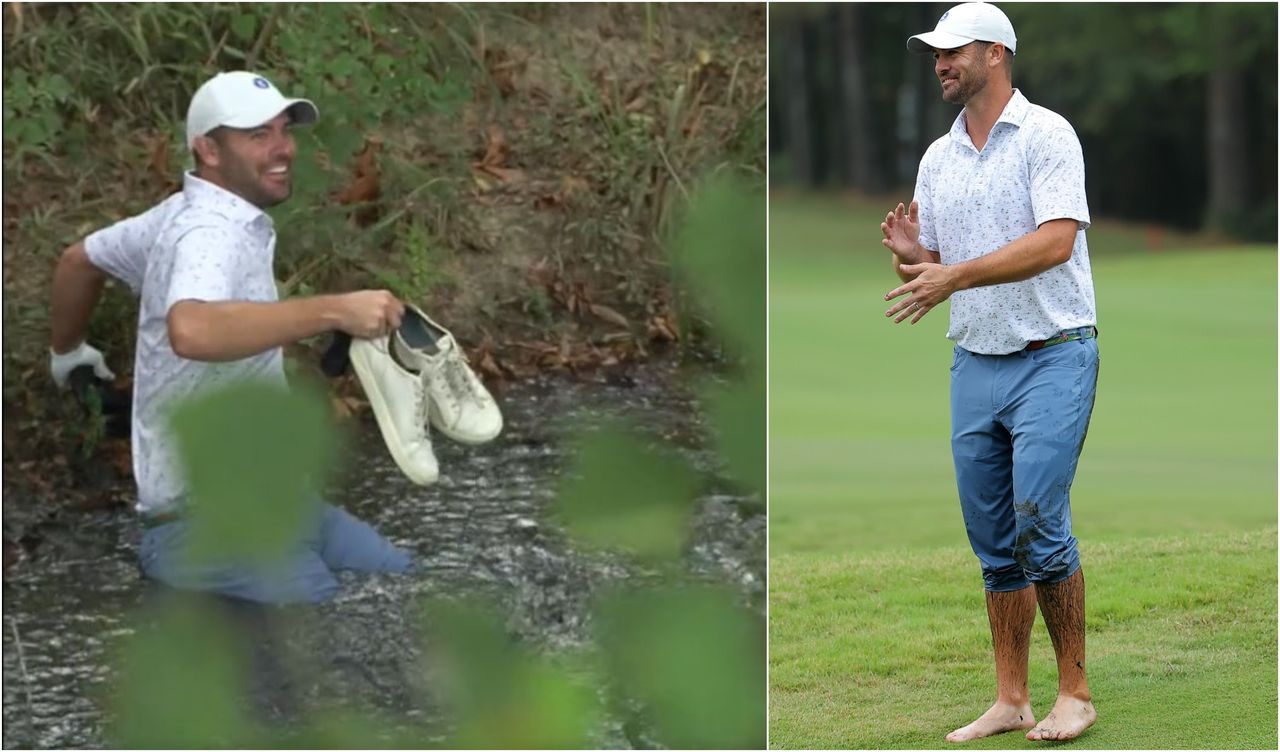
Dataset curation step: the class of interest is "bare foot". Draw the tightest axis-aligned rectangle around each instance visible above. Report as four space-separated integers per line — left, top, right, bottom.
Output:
1026 695 1097 741
945 701 1036 743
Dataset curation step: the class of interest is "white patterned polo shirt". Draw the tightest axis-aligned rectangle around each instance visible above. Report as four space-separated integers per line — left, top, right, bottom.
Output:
85 172 285 513
914 88 1096 355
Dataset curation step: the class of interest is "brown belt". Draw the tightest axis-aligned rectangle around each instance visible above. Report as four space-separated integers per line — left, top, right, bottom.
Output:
1025 326 1097 351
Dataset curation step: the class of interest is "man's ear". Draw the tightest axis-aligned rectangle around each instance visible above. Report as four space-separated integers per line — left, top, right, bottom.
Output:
990 43 1008 69
191 134 219 168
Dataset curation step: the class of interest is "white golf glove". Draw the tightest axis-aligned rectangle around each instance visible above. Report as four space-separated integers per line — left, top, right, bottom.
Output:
50 342 116 389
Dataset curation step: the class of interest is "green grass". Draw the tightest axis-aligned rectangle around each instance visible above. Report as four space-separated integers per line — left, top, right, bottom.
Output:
768 192 1277 748
771 530 1277 749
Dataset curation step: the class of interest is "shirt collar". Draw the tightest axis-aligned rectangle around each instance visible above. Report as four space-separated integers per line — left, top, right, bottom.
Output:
182 171 271 228
949 88 1031 147
996 88 1030 127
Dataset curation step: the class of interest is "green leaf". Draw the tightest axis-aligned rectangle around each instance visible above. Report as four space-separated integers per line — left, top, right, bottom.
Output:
703 372 765 495
596 585 766 749
423 599 599 748
43 73 73 103
672 177 766 369
554 422 701 561
169 379 336 564
108 596 262 748
286 708 424 748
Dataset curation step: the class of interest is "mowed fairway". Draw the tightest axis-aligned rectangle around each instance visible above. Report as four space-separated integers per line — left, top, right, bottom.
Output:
768 193 1277 749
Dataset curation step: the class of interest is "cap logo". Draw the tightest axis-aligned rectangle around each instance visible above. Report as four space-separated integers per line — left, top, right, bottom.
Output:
941 10 950 21
253 77 270 89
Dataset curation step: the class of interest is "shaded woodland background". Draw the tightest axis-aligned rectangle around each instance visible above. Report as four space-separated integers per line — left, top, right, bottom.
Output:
769 2 1278 240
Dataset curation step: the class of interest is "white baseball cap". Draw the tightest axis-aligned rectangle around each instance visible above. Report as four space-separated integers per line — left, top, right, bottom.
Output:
907 2 1017 55
185 71 318 149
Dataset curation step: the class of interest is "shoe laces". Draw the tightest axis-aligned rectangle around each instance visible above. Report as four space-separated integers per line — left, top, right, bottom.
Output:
442 349 487 408
414 370 432 434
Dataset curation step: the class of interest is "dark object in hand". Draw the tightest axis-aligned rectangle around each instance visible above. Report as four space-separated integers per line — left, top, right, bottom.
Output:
320 331 353 378
68 365 131 438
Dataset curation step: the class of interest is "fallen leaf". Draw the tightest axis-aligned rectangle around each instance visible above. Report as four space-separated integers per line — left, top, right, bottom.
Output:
485 48 519 98
336 143 381 204
588 303 630 329
475 165 527 184
478 350 504 379
480 123 507 168
647 314 680 342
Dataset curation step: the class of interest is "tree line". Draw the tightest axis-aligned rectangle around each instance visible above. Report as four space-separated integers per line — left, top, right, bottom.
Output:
770 2 1278 240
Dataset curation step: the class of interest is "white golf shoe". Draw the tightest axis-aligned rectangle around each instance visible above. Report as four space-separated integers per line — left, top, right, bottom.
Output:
393 304 503 445
348 335 440 485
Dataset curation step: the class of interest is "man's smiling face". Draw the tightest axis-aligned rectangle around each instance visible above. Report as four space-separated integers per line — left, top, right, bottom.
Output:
933 42 991 105
200 111 296 208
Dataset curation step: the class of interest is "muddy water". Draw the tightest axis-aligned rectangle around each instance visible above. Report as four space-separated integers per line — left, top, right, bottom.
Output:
2 361 764 748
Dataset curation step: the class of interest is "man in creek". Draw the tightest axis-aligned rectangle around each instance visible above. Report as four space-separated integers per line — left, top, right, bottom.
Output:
48 71 413 604
878 3 1099 742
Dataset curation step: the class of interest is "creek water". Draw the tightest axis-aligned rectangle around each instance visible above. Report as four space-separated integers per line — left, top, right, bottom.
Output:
1 360 765 748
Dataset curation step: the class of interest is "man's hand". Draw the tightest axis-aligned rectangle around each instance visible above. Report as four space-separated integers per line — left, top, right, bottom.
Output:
50 341 116 389
332 290 405 339
884 262 958 325
881 201 924 262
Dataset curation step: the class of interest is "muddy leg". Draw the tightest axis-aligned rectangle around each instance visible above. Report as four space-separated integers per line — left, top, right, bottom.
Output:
945 585 1037 743
1027 568 1096 741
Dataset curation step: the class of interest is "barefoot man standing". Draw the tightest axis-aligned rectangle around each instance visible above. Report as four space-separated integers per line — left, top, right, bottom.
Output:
879 3 1099 743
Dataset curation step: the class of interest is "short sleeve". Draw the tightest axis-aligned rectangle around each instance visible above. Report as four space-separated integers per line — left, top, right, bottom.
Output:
1029 128 1090 231
913 150 938 254
163 225 239 312
84 212 154 293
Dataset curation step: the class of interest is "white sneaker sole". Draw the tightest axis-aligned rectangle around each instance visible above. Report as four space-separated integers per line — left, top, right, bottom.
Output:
349 337 440 485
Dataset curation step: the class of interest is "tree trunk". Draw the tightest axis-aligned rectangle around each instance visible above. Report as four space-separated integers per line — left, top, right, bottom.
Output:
836 4 875 191
915 3 954 183
1205 58 1249 230
783 21 815 186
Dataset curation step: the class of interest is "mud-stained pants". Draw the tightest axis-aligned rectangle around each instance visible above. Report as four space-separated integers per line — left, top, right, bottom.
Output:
949 336 1099 592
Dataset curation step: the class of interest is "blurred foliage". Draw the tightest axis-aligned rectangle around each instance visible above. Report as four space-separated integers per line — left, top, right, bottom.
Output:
109 596 261 748
556 423 702 562
107 177 765 748
171 378 335 565
596 585 765 749
769 2 1277 239
671 179 766 495
554 176 766 746
421 599 600 748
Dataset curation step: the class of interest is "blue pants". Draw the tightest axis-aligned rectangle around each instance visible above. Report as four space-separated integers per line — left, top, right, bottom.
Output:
140 503 412 604
950 337 1099 592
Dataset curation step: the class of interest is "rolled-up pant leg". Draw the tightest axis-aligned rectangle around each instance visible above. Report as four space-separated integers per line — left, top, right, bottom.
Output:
1003 338 1100 586
314 503 412 573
